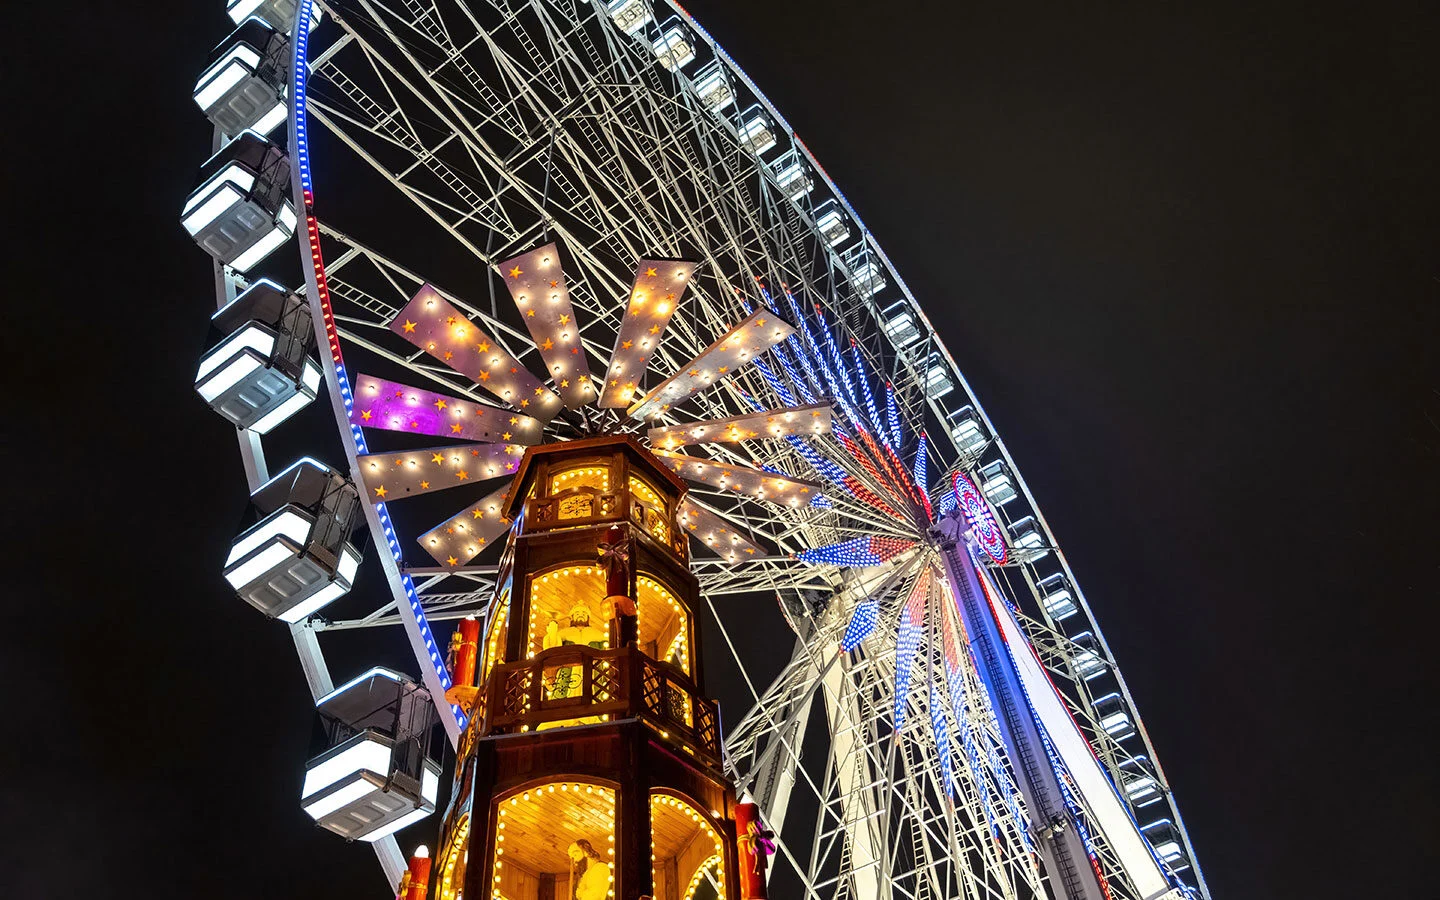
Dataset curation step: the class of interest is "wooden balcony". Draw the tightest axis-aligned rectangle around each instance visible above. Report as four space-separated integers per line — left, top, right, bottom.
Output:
477 645 721 764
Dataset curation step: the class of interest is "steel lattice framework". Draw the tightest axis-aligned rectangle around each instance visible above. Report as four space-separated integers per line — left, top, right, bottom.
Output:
188 0 1208 897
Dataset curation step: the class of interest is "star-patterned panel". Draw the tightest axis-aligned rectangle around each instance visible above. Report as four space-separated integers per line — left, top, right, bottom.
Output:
351 375 544 443
647 402 832 450
628 310 796 419
417 481 513 567
651 449 820 507
599 258 697 408
493 243 595 409
677 498 768 560
389 284 561 422
357 442 524 501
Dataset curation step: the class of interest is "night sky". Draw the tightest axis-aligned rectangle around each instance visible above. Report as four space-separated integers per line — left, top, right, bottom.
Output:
6 1 1437 898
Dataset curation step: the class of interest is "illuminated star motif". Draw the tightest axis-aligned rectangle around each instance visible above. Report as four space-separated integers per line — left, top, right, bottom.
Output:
542 338 554 350
361 409 373 421
432 453 445 464
451 423 463 433
472 509 484 519
456 470 469 480
446 555 459 566
476 341 489 352
420 481 430 489
649 325 661 334
509 266 522 278
622 340 633 350
646 267 657 277
433 399 447 410
402 319 416 333
374 486 388 498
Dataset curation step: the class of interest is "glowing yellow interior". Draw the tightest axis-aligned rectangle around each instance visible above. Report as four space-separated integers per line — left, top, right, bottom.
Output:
651 793 725 900
493 783 617 900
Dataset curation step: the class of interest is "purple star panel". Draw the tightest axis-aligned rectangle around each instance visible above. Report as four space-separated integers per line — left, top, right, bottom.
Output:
647 402 832 450
651 449 820 506
677 497 768 561
389 284 561 422
357 443 525 500
795 535 916 566
417 481 513 568
493 243 595 409
627 310 795 419
599 258 697 408
351 375 545 443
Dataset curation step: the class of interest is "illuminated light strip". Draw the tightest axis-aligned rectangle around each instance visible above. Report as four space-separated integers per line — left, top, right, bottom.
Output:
837 434 911 511
290 0 462 730
885 380 902 449
929 680 956 800
891 568 930 728
493 243 596 409
811 302 859 408
780 287 850 413
677 497 767 560
840 598 879 651
628 310 795 419
755 284 822 404
850 341 888 442
651 448 821 506
859 428 926 513
647 401 831 449
390 285 560 421
600 257 696 407
356 442 523 499
795 535 915 566
911 434 930 510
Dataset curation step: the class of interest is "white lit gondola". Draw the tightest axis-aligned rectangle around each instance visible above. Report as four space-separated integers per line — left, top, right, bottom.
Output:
739 108 777 155
882 299 921 347
978 459 1017 505
226 0 321 35
606 0 651 36
947 405 988 455
196 279 321 432
193 18 288 136
925 351 955 398
181 132 296 273
653 23 696 70
1037 573 1078 621
815 203 850 247
773 152 814 200
692 63 734 112
302 668 442 842
224 458 362 622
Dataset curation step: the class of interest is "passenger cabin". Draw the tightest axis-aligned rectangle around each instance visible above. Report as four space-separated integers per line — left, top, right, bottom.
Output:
652 22 696 70
194 18 288 136
882 300 921 347
946 405 988 455
925 351 954 398
302 667 441 842
978 459 1017 506
1093 692 1136 740
196 279 321 432
226 0 319 35
182 132 296 273
815 202 850 247
738 107 777 155
773 153 814 200
224 458 362 622
692 63 734 112
1037 573 1078 621
606 0 651 36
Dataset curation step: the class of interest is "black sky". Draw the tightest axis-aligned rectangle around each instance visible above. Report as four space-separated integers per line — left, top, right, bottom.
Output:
5 1 1438 897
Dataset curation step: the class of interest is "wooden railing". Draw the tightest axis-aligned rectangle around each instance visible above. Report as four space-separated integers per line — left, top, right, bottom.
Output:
478 645 720 763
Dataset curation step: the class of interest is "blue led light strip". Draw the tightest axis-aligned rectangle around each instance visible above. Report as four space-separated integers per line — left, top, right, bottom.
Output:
291 0 463 732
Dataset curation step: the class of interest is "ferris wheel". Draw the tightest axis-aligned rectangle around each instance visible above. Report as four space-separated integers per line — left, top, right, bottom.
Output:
185 1 1210 899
